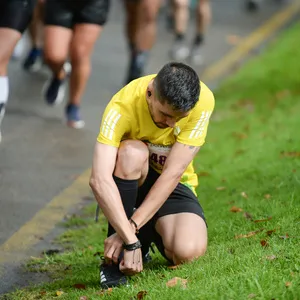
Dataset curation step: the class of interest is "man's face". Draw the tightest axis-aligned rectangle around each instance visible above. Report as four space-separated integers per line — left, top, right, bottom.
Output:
146 81 189 129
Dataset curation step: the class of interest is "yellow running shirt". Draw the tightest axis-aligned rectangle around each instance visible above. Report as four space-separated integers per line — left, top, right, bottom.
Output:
97 75 215 193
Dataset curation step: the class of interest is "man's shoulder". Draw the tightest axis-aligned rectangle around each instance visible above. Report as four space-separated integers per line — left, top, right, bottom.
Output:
197 81 215 109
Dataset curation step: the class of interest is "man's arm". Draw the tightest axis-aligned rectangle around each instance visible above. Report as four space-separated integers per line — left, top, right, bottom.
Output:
89 142 137 244
130 142 200 228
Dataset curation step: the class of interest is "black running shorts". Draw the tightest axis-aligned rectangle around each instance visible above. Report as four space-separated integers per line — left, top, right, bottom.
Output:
0 0 36 33
136 167 206 261
44 0 110 28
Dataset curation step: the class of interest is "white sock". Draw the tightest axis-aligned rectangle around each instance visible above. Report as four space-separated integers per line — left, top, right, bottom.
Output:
0 76 9 105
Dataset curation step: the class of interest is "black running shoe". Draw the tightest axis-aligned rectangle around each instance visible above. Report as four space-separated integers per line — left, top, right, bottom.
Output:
23 47 43 72
99 261 128 289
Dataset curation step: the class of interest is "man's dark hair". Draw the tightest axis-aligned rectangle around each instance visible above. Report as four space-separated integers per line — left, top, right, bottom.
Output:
154 62 200 112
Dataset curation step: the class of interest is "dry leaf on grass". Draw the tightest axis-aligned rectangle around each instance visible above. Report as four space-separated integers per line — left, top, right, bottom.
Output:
40 291 46 295
244 212 253 220
232 132 248 140
56 291 64 297
285 282 292 287
79 297 88 300
166 277 188 288
235 228 264 239
216 186 226 191
260 240 269 247
280 151 300 158
230 206 243 213
266 255 276 260
168 265 179 270
266 229 277 236
276 90 290 99
279 234 289 239
241 192 248 198
248 294 257 299
254 216 272 223
97 288 113 296
264 194 271 199
197 171 210 177
137 291 148 299
73 284 86 290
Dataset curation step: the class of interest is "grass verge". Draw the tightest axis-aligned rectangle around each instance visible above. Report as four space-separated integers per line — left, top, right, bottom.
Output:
5 22 300 300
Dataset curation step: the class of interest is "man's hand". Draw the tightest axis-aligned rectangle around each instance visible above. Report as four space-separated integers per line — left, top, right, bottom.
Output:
104 233 124 264
119 248 143 276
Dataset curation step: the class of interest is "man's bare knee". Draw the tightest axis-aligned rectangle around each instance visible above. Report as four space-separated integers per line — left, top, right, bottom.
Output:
114 140 149 179
172 243 207 265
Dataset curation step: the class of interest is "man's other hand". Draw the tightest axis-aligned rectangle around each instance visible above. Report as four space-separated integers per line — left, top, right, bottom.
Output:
119 248 143 276
104 233 124 264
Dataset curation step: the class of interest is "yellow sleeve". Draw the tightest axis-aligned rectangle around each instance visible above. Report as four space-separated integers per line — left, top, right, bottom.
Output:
97 102 130 148
177 90 215 147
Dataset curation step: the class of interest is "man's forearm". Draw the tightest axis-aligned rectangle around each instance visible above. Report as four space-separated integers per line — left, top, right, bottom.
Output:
131 169 181 228
90 177 137 244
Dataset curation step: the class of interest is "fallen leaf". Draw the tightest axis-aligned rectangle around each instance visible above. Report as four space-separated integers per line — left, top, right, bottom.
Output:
276 90 290 99
235 149 246 156
254 216 272 223
264 194 271 199
197 171 210 177
216 186 226 191
285 282 292 287
73 283 86 290
279 234 289 239
137 291 148 299
235 228 264 239
166 277 188 288
260 240 269 247
266 255 276 260
241 192 248 198
292 169 296 172
40 290 46 295
244 212 253 220
107 288 113 295
266 229 276 236
280 151 300 158
80 297 88 300
56 291 64 296
230 206 243 213
226 35 241 45
168 265 179 270
88 246 93 250
248 294 256 299
232 132 248 140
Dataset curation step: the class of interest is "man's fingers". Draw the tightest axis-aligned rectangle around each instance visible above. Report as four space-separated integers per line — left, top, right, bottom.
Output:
105 245 115 260
112 247 122 264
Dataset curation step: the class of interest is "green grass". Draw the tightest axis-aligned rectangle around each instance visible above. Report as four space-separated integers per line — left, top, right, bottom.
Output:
5 23 300 300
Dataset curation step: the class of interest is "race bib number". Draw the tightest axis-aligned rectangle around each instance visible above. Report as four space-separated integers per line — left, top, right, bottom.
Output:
146 143 172 170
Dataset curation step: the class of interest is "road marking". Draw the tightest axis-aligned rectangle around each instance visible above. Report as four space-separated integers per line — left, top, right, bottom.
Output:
202 0 300 82
0 169 91 263
1 1 299 264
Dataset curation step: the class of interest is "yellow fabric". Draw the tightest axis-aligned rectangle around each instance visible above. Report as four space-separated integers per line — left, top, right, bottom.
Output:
97 75 215 193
